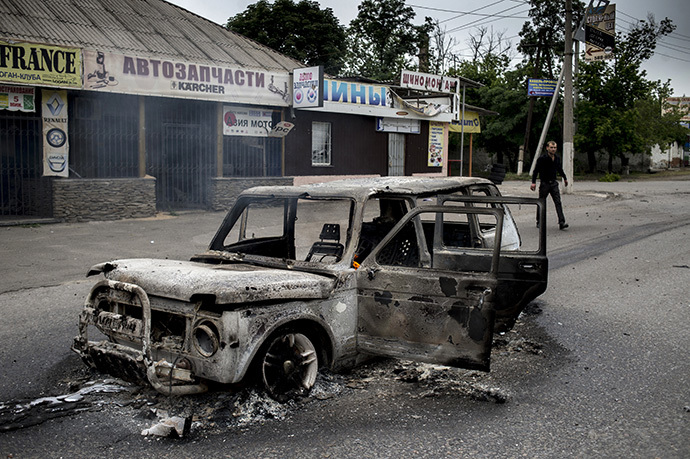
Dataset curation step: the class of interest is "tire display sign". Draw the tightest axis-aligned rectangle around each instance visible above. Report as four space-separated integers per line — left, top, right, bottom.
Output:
42 89 69 177
400 70 458 94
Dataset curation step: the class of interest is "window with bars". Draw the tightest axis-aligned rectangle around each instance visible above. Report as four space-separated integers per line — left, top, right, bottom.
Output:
311 121 332 166
69 92 139 178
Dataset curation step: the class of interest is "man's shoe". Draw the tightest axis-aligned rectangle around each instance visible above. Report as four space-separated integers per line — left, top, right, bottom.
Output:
559 223 569 230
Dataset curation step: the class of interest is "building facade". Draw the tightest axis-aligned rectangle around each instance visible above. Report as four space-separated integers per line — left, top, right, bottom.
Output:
1 0 475 222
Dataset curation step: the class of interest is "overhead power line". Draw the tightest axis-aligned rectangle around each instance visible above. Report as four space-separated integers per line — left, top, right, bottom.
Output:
655 52 690 63
615 9 690 64
409 1 527 23
618 10 690 41
445 5 528 34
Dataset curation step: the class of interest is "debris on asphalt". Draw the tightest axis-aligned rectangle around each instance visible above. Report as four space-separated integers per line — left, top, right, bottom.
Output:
0 378 132 432
141 414 191 438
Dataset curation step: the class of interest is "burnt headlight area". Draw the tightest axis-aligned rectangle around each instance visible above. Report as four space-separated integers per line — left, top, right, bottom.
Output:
192 320 221 357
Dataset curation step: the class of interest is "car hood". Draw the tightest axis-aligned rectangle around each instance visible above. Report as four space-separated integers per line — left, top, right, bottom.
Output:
88 258 336 304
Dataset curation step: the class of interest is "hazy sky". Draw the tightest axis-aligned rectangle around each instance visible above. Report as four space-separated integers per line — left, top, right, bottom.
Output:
170 0 689 96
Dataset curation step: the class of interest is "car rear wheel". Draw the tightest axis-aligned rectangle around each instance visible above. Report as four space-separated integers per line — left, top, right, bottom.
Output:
260 331 318 402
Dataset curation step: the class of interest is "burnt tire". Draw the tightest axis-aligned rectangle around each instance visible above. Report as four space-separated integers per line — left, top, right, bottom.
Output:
259 331 318 402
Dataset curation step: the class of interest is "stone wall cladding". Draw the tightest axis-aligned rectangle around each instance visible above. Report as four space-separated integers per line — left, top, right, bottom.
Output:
53 178 156 222
211 177 294 212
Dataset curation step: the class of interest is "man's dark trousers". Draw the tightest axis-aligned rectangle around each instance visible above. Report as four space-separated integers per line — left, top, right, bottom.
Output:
537 180 566 226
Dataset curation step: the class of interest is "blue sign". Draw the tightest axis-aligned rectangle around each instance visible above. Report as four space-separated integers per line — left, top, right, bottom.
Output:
527 79 558 97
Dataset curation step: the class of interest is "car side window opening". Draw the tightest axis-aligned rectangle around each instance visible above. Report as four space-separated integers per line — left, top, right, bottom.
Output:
375 218 422 267
457 186 521 251
356 197 410 265
295 198 353 263
374 209 500 272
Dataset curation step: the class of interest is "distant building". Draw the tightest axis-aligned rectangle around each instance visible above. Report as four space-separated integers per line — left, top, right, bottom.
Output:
650 97 690 170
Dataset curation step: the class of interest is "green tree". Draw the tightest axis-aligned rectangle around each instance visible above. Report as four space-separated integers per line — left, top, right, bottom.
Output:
516 0 585 165
226 0 346 75
518 0 566 79
341 0 432 81
447 28 557 171
575 15 682 172
473 81 528 170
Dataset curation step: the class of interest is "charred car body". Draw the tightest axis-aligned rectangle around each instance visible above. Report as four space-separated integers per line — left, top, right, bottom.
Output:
73 177 547 400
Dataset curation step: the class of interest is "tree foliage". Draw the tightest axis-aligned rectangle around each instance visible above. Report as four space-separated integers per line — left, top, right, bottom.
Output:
226 0 347 75
517 0 585 79
575 15 684 172
426 19 457 76
447 28 556 170
341 0 431 81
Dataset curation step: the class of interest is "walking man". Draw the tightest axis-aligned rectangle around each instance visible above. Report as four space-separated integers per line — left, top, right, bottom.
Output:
531 140 569 230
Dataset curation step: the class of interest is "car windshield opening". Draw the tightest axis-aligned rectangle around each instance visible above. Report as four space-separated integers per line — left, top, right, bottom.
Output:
222 196 354 264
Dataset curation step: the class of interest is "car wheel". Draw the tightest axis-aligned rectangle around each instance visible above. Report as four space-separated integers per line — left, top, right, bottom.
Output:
260 331 318 402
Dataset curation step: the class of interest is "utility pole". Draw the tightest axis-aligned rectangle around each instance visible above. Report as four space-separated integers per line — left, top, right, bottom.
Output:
529 66 563 177
563 0 575 193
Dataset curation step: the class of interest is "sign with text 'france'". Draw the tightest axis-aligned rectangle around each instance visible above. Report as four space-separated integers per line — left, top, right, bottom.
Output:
0 40 81 88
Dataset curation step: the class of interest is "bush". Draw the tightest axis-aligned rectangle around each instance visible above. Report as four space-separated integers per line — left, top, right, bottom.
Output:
598 173 621 182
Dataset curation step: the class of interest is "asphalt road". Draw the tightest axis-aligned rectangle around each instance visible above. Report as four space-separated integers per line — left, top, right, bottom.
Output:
0 178 688 458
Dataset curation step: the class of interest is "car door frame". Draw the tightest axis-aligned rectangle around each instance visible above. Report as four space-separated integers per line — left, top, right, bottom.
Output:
437 195 548 331
355 204 504 371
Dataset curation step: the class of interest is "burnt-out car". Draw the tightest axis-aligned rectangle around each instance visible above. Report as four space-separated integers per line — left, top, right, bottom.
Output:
73 177 547 400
